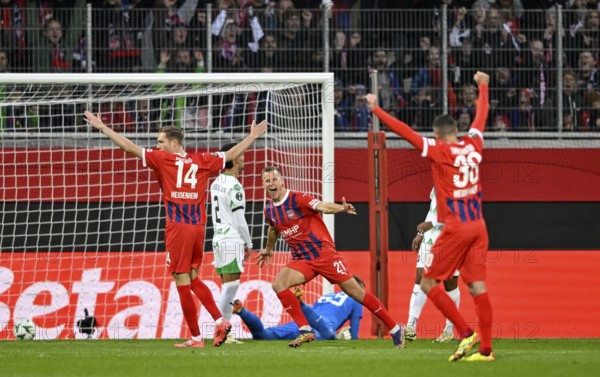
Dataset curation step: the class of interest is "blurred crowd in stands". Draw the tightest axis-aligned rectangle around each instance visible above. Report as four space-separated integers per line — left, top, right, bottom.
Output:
1 0 600 132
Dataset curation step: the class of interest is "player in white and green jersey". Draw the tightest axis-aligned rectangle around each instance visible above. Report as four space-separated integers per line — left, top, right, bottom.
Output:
405 187 461 343
210 143 253 344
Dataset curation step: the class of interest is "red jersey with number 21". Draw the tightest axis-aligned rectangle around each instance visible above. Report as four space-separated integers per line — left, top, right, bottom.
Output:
143 148 225 225
264 190 335 261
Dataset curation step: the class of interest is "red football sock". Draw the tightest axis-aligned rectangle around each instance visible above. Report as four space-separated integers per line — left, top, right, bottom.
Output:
428 285 472 338
176 284 200 337
277 290 310 328
474 292 493 354
361 292 397 330
191 278 222 321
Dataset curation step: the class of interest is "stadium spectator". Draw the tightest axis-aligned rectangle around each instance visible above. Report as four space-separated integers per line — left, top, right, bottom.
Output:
0 0 29 72
233 278 365 341
156 49 209 131
410 45 458 115
34 18 71 73
368 71 495 362
83 111 267 348
471 7 520 69
490 66 518 129
561 70 585 130
344 31 369 88
256 166 405 348
92 0 142 72
350 84 371 131
0 49 9 73
214 17 248 71
333 79 351 131
409 86 440 131
248 33 282 70
577 50 600 91
369 48 408 118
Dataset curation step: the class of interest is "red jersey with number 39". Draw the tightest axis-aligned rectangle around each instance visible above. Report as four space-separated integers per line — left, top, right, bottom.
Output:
422 133 484 224
143 148 225 225
264 190 335 261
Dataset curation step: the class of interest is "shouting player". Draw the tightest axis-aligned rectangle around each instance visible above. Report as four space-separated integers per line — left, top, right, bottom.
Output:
256 166 404 348
367 71 494 362
84 111 267 348
232 276 365 341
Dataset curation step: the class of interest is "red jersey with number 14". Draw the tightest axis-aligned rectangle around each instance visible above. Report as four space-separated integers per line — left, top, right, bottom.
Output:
264 190 335 261
143 148 225 225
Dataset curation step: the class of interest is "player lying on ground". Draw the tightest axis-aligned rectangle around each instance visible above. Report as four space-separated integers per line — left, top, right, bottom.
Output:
84 111 267 348
256 166 405 348
367 71 495 362
233 276 365 341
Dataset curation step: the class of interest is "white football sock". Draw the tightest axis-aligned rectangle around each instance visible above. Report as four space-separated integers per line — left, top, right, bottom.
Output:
444 287 461 332
218 280 240 321
407 284 427 329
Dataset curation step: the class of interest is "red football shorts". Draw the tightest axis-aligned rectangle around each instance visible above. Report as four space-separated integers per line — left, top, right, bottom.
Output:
164 222 205 274
286 252 354 285
423 219 489 284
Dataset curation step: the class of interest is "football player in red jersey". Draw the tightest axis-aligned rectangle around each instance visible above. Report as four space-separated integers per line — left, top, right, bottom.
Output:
84 111 267 348
256 166 404 349
367 71 495 362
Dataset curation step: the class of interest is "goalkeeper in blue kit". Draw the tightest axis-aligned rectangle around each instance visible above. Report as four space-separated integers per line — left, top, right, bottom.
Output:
232 276 365 340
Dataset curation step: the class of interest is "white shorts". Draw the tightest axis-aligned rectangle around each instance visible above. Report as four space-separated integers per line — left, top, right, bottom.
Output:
416 227 459 277
212 238 245 274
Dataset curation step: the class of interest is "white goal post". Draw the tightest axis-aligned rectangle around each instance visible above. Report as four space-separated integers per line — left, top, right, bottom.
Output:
0 72 335 340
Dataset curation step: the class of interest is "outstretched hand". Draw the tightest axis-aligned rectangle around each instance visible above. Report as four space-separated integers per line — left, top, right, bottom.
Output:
255 249 273 268
83 111 106 131
342 197 357 215
250 119 268 138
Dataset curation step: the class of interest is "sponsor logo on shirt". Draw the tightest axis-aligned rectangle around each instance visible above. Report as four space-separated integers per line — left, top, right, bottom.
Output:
281 224 300 237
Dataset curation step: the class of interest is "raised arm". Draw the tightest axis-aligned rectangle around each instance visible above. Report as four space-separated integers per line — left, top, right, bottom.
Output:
470 71 490 134
315 197 357 215
84 111 142 158
365 95 424 151
225 119 268 162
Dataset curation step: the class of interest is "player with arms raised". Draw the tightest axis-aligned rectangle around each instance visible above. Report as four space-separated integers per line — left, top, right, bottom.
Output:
84 111 267 348
367 71 494 362
256 166 404 348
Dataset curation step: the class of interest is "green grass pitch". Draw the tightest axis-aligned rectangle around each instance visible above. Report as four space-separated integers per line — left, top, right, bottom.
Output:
1 339 598 377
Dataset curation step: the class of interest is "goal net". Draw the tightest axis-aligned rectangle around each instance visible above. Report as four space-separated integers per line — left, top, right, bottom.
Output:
0 73 335 340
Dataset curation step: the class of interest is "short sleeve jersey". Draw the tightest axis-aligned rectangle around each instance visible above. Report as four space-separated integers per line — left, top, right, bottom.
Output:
210 173 248 241
143 148 225 225
421 130 484 224
263 190 335 260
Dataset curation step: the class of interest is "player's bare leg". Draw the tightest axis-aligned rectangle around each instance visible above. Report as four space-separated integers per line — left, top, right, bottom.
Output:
272 268 315 347
338 278 405 348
